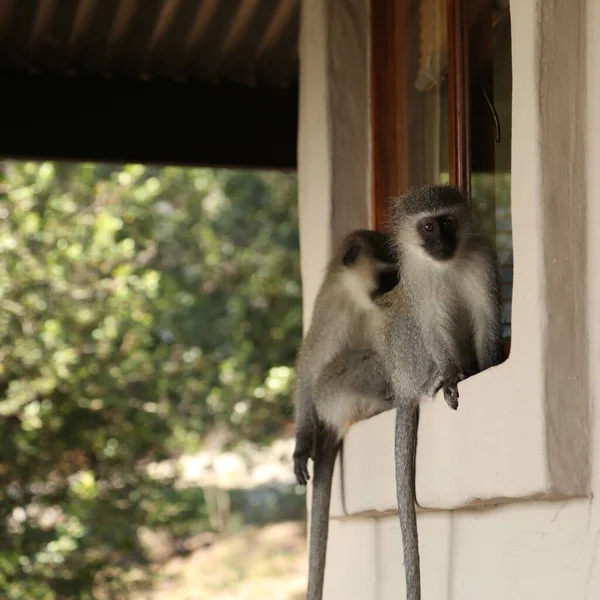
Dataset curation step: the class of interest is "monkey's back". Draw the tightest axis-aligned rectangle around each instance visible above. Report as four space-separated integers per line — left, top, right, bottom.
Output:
300 272 378 375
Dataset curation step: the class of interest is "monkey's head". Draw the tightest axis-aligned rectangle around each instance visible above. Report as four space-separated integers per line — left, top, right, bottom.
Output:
389 185 472 263
335 230 399 302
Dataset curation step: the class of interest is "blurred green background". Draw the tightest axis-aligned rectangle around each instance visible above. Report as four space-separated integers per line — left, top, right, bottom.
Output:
0 162 305 599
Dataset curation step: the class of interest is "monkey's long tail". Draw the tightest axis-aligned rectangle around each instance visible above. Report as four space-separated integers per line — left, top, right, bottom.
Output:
395 403 421 600
306 435 339 600
338 439 349 516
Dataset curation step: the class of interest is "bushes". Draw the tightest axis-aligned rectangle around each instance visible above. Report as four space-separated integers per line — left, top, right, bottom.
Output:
0 162 301 598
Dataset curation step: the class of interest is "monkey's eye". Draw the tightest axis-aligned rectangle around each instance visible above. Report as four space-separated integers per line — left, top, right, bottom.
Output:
442 217 456 230
422 222 434 233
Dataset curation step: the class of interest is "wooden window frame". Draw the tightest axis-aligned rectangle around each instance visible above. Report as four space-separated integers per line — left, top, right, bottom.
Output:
370 0 501 222
370 0 510 356
370 0 410 229
447 0 472 195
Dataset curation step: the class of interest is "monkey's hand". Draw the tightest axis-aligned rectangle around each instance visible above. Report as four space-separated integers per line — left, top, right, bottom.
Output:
293 449 311 486
441 373 465 410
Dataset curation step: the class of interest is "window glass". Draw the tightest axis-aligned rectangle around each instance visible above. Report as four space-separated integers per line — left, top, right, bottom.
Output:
469 3 513 339
372 0 513 344
408 0 450 187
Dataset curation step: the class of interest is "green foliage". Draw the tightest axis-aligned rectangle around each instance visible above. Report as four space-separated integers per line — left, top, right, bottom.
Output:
0 162 301 598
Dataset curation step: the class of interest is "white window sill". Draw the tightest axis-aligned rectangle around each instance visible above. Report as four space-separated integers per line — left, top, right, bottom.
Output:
328 348 590 518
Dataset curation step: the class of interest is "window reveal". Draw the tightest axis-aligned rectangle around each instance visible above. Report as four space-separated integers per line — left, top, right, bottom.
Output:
370 0 513 345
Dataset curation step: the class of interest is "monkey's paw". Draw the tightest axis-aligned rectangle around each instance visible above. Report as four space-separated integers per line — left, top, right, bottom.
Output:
293 452 311 486
442 373 465 410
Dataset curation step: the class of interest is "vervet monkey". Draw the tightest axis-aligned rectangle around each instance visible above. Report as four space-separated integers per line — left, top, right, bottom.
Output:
293 229 399 600
375 185 504 600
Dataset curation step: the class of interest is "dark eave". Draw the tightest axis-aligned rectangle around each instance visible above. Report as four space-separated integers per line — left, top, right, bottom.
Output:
0 0 299 169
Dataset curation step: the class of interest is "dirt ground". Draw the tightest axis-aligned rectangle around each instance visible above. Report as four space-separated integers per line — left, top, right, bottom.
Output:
131 521 307 600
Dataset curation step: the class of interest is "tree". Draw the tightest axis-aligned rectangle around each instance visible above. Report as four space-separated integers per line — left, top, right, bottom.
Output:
0 161 301 598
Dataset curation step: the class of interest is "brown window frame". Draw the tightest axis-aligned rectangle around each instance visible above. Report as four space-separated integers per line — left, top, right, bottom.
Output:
370 0 501 222
370 0 511 356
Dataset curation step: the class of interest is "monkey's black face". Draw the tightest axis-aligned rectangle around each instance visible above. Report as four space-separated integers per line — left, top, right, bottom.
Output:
417 214 459 261
371 268 399 299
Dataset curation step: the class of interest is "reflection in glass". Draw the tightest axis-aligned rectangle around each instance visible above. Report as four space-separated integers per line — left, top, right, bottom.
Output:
401 0 513 340
406 0 449 188
470 6 513 339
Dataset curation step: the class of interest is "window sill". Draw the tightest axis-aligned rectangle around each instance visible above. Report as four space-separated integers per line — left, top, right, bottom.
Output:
329 350 590 518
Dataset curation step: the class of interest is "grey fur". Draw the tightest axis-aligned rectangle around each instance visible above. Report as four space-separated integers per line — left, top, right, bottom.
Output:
375 185 504 600
293 229 398 600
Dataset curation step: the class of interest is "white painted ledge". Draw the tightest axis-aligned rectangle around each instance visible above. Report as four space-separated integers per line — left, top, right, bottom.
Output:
329 357 541 516
329 350 587 517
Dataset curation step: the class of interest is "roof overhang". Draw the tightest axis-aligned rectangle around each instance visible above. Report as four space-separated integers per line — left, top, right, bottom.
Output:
0 0 299 169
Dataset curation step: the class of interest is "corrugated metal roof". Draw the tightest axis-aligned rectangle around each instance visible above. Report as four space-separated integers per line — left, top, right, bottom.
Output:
0 0 299 86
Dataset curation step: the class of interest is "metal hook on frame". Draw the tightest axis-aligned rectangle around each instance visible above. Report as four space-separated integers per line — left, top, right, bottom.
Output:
482 85 501 144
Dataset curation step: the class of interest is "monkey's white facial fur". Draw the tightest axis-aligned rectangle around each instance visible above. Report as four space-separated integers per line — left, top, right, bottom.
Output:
341 256 382 311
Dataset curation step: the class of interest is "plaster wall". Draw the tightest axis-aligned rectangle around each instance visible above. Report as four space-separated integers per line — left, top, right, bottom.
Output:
297 0 600 597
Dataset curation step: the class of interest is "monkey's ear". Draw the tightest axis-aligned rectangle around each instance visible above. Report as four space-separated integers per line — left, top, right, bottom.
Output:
342 244 361 266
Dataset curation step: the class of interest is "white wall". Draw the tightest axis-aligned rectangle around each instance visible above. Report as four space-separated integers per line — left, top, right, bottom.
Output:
298 0 600 597
297 0 371 330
